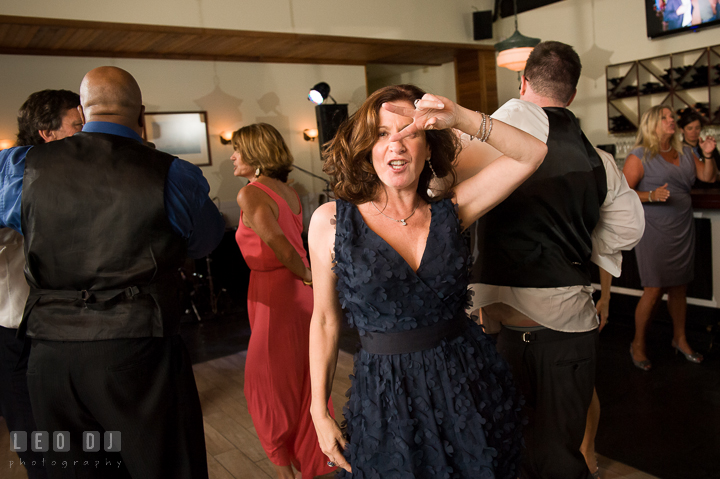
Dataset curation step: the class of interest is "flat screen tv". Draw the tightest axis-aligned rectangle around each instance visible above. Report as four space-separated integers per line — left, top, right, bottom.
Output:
646 0 720 38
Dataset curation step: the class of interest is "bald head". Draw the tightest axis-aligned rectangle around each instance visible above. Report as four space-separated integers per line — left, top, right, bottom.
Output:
79 67 144 132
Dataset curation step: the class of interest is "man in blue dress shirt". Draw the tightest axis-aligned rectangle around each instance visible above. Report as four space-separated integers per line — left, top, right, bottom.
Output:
1 88 82 479
0 66 224 478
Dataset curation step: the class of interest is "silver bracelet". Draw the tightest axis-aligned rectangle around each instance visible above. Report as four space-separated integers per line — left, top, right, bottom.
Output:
648 190 654 203
469 112 485 141
481 116 493 142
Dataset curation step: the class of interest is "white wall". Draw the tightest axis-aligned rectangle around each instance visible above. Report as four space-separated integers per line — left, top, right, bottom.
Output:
0 0 497 223
0 54 366 225
5 0 716 209
493 0 719 146
366 63 458 102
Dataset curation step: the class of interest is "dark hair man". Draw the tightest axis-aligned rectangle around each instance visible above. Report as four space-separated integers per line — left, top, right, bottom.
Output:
0 67 224 478
459 41 645 478
1 89 81 479
15 89 82 146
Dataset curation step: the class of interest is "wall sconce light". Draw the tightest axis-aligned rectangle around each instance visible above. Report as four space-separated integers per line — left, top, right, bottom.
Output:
494 0 540 72
0 139 15 150
303 128 319 141
219 130 234 145
308 82 336 105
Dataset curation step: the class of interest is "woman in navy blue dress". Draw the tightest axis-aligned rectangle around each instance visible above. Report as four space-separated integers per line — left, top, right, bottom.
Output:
307 85 546 479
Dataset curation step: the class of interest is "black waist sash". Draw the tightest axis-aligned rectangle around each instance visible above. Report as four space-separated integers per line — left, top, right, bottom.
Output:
359 315 471 355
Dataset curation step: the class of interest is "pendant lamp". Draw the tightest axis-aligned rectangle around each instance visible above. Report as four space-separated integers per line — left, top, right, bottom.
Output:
494 0 540 72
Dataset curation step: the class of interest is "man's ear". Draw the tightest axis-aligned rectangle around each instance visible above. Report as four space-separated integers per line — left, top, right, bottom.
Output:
38 129 54 143
519 76 528 97
138 105 145 129
78 105 86 125
565 89 578 107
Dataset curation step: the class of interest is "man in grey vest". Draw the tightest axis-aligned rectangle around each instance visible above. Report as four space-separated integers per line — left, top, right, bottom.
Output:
459 42 644 478
1 89 81 479
0 67 224 478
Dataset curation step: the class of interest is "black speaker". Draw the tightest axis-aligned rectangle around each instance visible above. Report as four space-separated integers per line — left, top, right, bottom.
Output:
473 10 493 40
315 104 348 146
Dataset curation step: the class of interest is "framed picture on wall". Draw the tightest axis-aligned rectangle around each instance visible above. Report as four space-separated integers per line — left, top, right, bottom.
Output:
143 111 212 166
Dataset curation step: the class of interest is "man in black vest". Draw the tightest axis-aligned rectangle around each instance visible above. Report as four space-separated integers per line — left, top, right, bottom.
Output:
1 89 81 479
460 42 644 478
0 66 225 478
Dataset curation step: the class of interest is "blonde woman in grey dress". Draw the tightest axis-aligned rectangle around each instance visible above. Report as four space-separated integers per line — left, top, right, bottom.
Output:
622 105 717 371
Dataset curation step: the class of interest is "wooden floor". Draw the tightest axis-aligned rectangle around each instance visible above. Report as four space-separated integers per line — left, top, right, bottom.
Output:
1 350 657 479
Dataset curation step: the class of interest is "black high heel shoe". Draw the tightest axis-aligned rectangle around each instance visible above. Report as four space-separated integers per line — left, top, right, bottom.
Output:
630 345 651 371
671 340 703 363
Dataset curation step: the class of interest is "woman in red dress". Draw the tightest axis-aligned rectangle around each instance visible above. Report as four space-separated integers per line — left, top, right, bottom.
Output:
232 123 334 479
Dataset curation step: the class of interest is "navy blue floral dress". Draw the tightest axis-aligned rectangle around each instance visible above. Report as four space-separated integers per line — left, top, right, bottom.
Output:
333 198 523 479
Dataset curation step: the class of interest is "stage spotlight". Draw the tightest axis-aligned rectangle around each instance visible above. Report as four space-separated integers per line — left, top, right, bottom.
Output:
308 82 335 105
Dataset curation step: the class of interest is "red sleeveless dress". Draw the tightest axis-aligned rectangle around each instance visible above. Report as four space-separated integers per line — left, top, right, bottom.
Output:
235 181 334 477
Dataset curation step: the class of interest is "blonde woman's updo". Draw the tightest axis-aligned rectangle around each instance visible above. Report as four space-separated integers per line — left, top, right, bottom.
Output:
232 123 294 182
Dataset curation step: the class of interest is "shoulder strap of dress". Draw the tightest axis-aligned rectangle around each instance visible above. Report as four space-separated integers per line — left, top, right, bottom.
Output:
333 199 353 234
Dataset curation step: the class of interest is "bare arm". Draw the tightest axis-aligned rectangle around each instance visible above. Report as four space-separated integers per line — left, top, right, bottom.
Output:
453 134 503 183
695 137 718 183
308 202 351 473
384 94 546 228
453 112 546 227
622 153 670 203
596 267 612 332
237 186 312 283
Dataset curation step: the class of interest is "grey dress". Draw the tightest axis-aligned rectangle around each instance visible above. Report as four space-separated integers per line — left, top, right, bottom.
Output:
633 146 696 287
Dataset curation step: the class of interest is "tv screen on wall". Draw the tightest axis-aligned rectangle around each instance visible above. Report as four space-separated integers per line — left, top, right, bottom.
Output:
646 0 720 38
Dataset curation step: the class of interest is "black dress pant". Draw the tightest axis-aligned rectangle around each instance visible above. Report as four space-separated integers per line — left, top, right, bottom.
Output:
497 326 598 479
0 326 47 478
26 335 208 479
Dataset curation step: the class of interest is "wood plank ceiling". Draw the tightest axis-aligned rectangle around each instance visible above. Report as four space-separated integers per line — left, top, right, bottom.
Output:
0 15 498 114
0 15 493 66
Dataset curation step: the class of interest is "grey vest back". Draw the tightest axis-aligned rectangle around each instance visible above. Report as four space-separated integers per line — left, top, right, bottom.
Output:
471 107 607 287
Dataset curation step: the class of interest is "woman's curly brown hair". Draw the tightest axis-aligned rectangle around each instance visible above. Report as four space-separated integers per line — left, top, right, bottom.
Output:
322 84 460 205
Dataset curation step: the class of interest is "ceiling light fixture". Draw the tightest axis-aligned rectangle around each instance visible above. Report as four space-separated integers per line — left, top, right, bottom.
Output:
494 0 540 72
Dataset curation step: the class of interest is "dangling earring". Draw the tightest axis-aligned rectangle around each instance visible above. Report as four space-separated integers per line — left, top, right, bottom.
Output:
426 156 438 178
255 168 261 177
